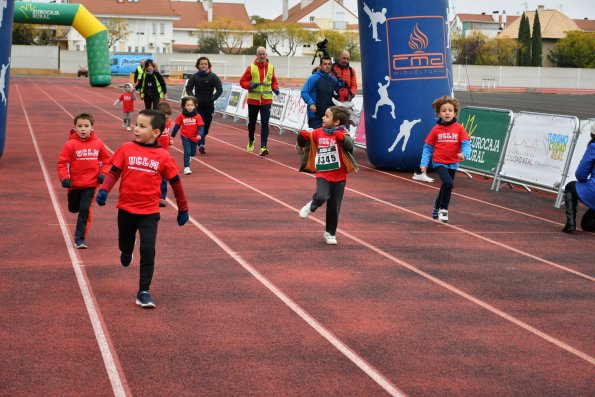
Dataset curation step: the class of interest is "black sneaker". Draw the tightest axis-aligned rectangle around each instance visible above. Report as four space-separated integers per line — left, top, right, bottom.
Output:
432 207 439 220
74 238 87 249
199 145 206 154
136 290 156 308
120 252 133 267
159 199 166 207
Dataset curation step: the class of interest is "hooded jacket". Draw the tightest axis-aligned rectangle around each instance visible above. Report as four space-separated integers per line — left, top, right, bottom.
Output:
239 58 279 106
57 130 111 190
297 127 358 179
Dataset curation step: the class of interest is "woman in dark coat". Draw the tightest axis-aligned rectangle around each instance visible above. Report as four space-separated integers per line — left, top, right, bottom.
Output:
136 59 167 110
184 56 222 154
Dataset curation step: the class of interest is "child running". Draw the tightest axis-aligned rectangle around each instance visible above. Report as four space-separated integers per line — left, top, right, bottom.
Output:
113 83 136 131
157 101 174 207
95 109 190 309
297 106 358 245
57 113 111 249
420 96 471 223
171 96 204 175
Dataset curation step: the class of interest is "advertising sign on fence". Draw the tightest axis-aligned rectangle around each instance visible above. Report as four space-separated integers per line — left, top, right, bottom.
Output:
348 95 363 138
225 84 242 117
269 88 290 127
282 89 307 132
235 89 249 120
354 110 367 148
498 112 579 189
214 82 232 114
460 106 512 175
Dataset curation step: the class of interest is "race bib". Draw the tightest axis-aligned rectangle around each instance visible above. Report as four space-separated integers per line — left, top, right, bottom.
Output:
315 145 341 171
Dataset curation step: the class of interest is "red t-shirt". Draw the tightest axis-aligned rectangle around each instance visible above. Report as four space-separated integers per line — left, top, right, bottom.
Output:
119 92 135 113
425 122 469 164
157 120 172 150
57 132 111 189
109 142 180 214
299 128 348 182
174 113 204 142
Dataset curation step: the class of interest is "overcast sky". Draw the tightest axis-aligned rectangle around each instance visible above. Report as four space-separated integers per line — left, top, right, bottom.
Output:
232 0 594 20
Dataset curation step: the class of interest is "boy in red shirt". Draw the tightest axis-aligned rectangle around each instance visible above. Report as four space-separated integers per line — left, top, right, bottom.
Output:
420 96 471 223
57 113 111 249
113 83 136 131
297 106 358 245
95 109 190 308
171 96 204 175
157 101 174 207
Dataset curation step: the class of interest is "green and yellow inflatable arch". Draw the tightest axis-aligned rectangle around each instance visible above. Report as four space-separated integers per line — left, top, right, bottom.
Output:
14 1 111 86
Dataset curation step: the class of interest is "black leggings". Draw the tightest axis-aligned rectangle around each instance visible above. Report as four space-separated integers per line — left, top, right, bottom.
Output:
143 95 160 109
68 187 96 240
564 181 595 232
118 210 160 291
434 166 457 210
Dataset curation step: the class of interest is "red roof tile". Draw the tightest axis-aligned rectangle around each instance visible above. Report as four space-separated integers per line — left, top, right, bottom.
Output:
457 13 498 23
574 18 595 32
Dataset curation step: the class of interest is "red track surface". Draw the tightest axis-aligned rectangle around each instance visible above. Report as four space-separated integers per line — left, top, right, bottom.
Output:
1 77 593 396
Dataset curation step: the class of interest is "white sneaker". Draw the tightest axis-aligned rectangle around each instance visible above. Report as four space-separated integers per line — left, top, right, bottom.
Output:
183 167 192 175
413 172 434 182
438 209 448 223
126 126 131 131
299 201 312 218
324 232 337 245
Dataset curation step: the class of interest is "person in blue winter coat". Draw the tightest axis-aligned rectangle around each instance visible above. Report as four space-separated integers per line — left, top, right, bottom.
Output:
301 56 339 129
562 123 595 233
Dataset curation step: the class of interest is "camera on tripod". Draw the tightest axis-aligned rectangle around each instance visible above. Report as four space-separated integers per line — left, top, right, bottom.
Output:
311 38 330 64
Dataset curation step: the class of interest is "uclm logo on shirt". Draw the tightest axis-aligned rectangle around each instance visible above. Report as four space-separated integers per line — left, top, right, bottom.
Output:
128 156 160 171
387 17 447 81
76 148 99 158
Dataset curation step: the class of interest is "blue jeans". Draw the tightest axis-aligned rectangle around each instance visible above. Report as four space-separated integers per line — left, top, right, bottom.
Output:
160 177 167 199
248 104 271 148
181 136 197 167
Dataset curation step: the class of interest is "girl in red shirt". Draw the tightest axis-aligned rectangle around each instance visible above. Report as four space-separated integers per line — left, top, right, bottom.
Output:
171 96 204 175
296 106 358 245
113 83 136 131
420 96 471 223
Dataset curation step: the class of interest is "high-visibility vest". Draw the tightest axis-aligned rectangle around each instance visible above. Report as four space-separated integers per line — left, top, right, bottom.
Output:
136 65 144 81
248 63 273 101
140 73 164 99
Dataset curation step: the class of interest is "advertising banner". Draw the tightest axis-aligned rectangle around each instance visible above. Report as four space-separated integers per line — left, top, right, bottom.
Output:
357 0 452 170
269 88 291 127
460 106 513 175
215 82 232 114
498 112 579 189
282 89 307 132
235 88 249 120
225 84 242 118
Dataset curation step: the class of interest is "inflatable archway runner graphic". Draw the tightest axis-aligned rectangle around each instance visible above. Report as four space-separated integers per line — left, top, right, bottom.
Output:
13 1 111 87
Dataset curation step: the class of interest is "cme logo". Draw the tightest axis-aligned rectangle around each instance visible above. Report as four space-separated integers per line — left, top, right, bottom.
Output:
387 17 446 81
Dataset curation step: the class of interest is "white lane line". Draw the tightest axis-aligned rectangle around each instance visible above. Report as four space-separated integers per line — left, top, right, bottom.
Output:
16 84 130 397
37 84 407 396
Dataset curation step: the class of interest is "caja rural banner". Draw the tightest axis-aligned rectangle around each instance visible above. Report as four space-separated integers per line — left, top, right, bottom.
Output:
498 112 579 189
459 106 513 175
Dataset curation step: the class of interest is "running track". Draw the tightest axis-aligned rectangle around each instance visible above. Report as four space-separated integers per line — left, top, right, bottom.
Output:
1 77 593 396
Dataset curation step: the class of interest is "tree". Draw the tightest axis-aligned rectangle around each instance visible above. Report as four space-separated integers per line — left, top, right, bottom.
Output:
451 31 487 65
257 21 285 56
530 11 542 66
342 31 361 61
476 37 519 66
517 13 531 66
198 36 219 54
284 23 314 56
318 30 348 59
12 23 37 45
548 30 595 68
197 17 252 54
107 18 130 48
34 26 68 45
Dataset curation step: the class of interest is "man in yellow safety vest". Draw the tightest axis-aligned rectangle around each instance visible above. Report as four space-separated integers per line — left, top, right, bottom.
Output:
239 47 280 156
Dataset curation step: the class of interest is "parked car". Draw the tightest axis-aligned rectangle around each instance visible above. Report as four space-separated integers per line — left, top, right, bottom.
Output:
77 65 88 77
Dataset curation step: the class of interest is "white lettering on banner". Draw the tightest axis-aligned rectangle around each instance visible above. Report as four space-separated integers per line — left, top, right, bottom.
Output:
546 132 568 161
270 104 284 120
468 149 484 163
470 136 500 152
128 156 159 171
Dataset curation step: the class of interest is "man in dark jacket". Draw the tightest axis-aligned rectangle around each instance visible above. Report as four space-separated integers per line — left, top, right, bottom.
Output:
301 56 339 129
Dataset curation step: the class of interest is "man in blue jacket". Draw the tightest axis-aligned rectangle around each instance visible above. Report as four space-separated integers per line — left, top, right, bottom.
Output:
301 56 339 129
